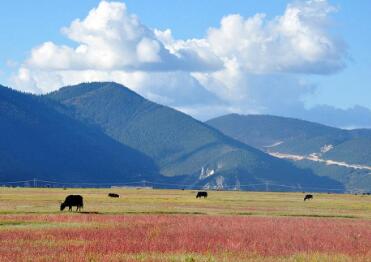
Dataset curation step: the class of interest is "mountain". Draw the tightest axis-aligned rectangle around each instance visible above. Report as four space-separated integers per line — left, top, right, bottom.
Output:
46 82 342 191
207 114 371 192
0 84 160 185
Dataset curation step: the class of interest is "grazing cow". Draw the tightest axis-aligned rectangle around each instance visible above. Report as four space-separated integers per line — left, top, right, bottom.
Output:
304 194 313 201
60 195 83 211
196 191 208 198
108 193 120 198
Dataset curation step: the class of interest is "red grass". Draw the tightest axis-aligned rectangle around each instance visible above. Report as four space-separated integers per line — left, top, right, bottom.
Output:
0 214 370 261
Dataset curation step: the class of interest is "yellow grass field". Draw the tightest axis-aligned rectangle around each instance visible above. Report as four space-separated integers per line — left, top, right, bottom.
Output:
1 188 370 218
0 188 370 261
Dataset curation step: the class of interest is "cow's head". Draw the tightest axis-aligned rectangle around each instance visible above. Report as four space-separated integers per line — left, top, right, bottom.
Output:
60 202 66 211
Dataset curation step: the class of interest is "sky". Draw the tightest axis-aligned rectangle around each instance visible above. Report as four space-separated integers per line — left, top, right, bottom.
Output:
1 0 371 127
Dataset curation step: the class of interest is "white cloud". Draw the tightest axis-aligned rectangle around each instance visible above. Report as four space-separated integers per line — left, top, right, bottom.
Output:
23 1 215 73
9 0 347 120
136 38 161 63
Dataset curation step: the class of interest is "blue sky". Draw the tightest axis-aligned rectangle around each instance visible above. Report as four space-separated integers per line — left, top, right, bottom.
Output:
0 0 370 125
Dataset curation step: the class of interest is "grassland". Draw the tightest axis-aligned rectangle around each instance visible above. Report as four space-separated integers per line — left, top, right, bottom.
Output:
0 188 370 261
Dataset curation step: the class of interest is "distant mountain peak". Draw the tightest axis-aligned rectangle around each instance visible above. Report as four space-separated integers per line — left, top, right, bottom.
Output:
207 113 371 192
48 81 143 100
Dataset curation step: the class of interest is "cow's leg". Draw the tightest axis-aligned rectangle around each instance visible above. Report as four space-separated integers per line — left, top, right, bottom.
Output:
69 206 72 211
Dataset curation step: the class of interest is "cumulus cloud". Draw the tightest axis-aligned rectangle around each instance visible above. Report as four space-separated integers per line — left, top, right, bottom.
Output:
206 5 344 74
24 1 218 72
9 0 348 121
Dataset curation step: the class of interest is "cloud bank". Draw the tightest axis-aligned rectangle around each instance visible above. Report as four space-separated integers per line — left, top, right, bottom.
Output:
10 0 348 122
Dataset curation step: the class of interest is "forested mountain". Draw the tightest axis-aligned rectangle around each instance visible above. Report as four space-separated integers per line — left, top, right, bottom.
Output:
207 114 371 192
0 83 344 191
46 82 341 191
0 84 159 184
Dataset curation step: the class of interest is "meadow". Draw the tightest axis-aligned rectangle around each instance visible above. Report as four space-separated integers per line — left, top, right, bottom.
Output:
0 188 370 261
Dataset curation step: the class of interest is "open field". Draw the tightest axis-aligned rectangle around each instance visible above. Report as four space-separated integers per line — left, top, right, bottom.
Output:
0 188 370 261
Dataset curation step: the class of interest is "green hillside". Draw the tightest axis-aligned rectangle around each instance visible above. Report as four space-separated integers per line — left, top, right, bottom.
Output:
207 114 371 191
207 114 348 152
0 84 159 184
47 82 341 191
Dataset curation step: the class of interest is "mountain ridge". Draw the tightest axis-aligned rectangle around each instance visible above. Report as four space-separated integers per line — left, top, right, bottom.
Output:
46 82 343 191
0 84 161 184
0 83 344 191
207 113 371 192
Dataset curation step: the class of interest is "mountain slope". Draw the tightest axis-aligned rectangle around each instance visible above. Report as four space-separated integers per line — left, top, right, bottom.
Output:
207 114 371 166
0 85 159 184
47 82 342 191
207 114 371 191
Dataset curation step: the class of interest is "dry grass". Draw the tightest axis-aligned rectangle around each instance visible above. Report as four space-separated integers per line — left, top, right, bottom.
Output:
0 188 370 219
0 188 370 261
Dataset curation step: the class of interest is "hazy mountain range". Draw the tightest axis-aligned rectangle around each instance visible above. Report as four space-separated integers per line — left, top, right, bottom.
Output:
1 82 369 192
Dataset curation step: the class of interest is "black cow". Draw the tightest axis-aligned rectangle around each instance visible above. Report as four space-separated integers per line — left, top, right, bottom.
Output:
108 193 120 198
196 191 208 198
304 194 313 201
60 195 83 211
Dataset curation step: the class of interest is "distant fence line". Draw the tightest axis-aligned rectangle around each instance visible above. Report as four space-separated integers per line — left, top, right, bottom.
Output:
0 178 358 193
